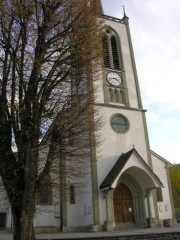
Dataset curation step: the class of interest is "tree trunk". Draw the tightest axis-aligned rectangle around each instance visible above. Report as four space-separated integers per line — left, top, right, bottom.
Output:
20 188 36 240
11 196 36 240
21 212 35 240
12 206 22 240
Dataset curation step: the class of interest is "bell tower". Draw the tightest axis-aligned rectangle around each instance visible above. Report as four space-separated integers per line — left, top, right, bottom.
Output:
102 27 129 107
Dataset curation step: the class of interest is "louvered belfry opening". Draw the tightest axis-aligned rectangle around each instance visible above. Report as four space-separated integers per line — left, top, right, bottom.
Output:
102 34 110 68
102 28 121 70
111 36 120 70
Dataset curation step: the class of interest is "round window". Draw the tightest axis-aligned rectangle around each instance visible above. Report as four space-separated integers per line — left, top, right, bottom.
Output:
111 115 129 133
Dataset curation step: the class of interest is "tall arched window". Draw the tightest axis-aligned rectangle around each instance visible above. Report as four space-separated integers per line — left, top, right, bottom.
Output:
102 28 121 70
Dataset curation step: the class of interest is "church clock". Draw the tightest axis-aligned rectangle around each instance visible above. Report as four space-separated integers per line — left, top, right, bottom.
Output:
106 72 121 87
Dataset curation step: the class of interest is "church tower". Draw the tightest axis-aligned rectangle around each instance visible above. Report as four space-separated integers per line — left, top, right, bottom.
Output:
87 0 175 232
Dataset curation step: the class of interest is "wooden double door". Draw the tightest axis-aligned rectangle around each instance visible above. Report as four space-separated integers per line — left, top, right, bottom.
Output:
113 183 134 224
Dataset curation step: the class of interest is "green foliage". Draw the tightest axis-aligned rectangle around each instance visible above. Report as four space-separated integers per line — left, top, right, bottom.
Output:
175 208 180 214
170 164 180 208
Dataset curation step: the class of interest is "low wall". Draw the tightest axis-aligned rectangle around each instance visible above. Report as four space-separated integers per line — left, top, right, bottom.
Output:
39 232 180 240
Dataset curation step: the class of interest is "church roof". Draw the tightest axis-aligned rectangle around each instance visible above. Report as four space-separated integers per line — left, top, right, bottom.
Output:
151 150 173 166
100 148 163 190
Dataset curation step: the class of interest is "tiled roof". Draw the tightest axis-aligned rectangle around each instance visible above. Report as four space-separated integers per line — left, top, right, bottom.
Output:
100 149 134 189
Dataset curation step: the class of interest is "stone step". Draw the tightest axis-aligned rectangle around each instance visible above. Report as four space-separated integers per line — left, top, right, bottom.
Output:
114 223 137 230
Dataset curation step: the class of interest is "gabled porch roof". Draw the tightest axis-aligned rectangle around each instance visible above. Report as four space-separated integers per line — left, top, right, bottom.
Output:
100 148 163 191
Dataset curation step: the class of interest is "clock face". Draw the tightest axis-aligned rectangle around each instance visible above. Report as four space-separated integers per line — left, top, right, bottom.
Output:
111 115 129 133
106 72 121 86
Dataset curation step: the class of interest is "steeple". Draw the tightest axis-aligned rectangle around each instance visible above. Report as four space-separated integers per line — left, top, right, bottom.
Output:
89 0 104 15
122 6 129 23
122 6 127 18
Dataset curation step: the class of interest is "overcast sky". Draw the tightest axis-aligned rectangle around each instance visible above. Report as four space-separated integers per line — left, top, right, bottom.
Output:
102 0 180 164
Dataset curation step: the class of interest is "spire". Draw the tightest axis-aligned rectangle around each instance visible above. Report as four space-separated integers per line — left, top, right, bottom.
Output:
88 0 104 15
122 5 129 23
122 6 127 18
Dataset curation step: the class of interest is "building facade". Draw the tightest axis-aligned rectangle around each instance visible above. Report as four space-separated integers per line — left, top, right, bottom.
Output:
0 0 175 232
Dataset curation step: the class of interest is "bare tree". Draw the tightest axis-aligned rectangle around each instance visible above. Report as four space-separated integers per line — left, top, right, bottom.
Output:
0 1 103 239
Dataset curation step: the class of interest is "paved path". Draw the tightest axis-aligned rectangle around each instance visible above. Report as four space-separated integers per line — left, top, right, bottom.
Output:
0 224 180 240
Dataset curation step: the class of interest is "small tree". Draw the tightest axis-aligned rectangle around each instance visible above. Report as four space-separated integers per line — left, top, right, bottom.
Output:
0 1 103 239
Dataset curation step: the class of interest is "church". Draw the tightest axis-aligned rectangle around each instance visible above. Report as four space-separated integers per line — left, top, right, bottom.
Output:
0 0 176 232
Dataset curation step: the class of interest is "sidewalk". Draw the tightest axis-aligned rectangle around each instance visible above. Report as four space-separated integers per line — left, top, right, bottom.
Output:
0 224 180 240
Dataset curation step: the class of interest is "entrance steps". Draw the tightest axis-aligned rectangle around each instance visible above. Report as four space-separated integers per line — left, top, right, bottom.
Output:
115 223 137 230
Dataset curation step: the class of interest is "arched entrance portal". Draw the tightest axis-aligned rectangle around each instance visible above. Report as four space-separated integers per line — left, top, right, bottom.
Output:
113 183 134 224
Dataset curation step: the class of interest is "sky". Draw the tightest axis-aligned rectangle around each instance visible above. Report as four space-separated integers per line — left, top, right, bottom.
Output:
101 0 180 164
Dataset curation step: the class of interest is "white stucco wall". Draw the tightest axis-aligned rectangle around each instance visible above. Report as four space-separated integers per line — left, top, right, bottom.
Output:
96 107 149 186
66 196 93 229
34 205 60 227
151 153 173 220
66 182 93 229
65 156 94 230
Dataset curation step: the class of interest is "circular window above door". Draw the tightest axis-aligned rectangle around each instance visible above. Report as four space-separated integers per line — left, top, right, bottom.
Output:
111 114 129 133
